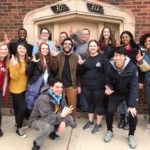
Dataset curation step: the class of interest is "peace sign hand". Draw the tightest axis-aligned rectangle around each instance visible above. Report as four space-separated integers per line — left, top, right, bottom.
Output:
10 55 18 65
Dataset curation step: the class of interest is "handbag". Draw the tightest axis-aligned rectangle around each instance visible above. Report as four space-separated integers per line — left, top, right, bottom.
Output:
25 74 44 110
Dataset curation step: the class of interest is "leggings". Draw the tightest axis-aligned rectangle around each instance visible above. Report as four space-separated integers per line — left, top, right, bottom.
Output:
82 88 105 115
11 92 27 128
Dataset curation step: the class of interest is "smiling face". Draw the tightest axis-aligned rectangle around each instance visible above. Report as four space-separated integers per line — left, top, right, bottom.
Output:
114 52 126 69
103 28 111 40
80 29 90 42
40 29 49 41
17 45 27 56
60 33 68 44
63 40 73 54
145 37 150 50
40 43 49 56
50 81 63 96
121 33 131 46
18 29 27 40
88 41 99 56
0 44 9 60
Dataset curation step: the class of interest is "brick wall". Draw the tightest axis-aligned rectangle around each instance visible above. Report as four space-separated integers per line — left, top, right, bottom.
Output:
0 0 149 114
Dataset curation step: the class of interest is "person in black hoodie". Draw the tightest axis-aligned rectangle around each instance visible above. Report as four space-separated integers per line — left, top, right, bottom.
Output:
104 46 138 149
117 31 144 130
78 40 108 134
6 28 33 57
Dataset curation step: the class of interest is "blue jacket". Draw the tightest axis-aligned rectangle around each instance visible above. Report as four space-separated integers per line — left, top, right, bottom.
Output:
143 52 150 80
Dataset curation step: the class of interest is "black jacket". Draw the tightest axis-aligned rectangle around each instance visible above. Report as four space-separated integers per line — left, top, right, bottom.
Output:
26 60 53 85
9 40 33 57
80 54 108 90
106 57 138 107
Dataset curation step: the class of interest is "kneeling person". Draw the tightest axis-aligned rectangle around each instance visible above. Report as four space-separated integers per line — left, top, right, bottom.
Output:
29 79 75 150
104 46 138 149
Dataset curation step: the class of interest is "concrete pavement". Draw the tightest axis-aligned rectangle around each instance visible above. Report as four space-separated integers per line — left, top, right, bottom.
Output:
0 115 150 150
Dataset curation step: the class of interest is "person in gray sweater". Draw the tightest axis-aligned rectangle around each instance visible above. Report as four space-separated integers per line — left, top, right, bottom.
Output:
29 79 75 150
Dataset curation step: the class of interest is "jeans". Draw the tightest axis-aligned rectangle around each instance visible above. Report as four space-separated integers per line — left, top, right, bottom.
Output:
119 100 128 117
78 92 88 112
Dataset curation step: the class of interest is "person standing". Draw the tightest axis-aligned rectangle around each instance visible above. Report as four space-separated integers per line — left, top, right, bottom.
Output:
9 42 28 138
5 28 33 57
136 33 150 131
32 28 57 56
78 40 108 134
0 42 9 137
50 37 79 120
104 46 138 149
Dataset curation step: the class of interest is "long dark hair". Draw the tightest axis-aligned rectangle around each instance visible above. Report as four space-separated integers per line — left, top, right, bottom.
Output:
120 31 138 48
98 27 116 50
38 42 51 72
15 42 28 67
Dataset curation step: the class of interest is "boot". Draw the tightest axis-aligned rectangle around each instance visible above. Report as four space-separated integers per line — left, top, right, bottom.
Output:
124 117 129 130
32 141 40 150
118 114 125 129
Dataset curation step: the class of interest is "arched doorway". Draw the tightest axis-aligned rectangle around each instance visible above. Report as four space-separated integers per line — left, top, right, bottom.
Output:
23 0 135 44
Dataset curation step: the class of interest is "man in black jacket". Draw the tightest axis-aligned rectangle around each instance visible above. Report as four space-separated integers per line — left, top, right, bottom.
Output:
8 28 33 57
104 46 138 149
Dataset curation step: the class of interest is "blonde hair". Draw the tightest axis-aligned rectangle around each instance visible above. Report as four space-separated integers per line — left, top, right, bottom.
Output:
0 42 10 68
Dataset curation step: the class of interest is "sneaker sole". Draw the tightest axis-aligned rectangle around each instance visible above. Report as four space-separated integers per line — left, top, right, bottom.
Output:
104 135 114 143
15 133 27 138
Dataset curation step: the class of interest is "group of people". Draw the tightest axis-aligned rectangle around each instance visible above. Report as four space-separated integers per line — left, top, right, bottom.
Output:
0 26 150 150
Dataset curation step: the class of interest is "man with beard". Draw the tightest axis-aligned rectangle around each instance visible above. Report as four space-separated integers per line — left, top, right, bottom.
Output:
50 37 79 122
6 28 33 57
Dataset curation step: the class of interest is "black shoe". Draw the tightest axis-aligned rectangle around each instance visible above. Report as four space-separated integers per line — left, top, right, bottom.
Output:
32 141 40 150
124 117 129 130
83 121 94 130
16 128 27 138
118 115 125 129
70 120 77 128
0 129 3 137
49 132 60 140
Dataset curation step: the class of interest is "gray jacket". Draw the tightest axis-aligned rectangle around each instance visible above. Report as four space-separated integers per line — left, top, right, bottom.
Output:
29 85 74 126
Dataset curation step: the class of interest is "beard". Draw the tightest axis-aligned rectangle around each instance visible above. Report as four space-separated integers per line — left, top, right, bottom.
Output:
62 47 72 54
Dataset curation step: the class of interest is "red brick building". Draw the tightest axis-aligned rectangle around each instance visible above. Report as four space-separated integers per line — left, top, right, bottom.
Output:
0 0 150 114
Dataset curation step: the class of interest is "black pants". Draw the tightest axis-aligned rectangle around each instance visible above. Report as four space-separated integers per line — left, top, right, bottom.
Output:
11 92 27 128
82 88 105 115
106 93 137 135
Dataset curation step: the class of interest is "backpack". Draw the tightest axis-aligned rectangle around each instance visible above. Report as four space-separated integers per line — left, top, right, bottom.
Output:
25 75 44 110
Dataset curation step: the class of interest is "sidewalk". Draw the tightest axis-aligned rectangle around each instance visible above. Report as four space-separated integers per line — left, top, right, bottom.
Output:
0 115 149 150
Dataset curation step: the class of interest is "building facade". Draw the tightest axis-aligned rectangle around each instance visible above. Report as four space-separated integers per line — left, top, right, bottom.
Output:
0 0 150 114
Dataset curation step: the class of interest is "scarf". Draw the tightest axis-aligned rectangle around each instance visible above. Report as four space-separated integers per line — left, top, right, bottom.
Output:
48 88 62 104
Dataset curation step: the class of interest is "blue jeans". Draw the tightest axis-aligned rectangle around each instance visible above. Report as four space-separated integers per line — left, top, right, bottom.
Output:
77 92 88 112
119 100 128 117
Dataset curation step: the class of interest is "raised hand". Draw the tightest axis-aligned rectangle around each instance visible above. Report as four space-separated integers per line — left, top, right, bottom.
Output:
136 50 143 62
32 55 40 62
78 55 85 65
51 50 59 57
10 55 18 65
61 105 74 118
3 32 10 44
